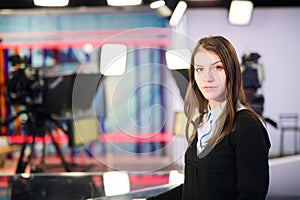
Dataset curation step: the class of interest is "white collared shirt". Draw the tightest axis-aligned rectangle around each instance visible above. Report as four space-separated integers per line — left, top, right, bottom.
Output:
197 102 226 154
196 101 246 155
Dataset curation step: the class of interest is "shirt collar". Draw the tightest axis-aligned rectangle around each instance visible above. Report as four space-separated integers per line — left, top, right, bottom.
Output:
208 101 226 122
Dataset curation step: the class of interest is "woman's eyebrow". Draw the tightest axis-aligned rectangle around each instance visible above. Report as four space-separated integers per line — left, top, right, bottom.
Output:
194 60 222 67
210 60 222 66
194 64 203 67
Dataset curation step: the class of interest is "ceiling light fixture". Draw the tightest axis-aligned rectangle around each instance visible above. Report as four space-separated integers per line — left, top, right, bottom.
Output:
228 0 253 25
107 0 142 6
169 1 188 26
33 0 69 7
150 0 166 9
150 0 172 17
150 0 187 26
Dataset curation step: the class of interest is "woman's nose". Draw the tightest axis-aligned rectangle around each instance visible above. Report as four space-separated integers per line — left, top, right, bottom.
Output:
201 70 214 82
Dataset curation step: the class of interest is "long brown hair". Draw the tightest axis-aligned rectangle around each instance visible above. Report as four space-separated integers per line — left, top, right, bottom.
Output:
184 35 262 147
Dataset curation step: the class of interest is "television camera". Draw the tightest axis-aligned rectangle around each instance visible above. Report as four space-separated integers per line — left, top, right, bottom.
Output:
5 55 48 136
1 54 70 173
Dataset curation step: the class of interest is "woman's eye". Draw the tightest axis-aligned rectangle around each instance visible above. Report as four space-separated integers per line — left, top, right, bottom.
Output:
214 65 223 70
195 67 203 72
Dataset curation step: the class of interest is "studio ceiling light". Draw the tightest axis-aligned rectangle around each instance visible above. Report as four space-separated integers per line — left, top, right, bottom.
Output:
33 0 69 7
107 0 142 6
150 0 166 9
228 0 253 25
150 0 172 17
169 1 188 26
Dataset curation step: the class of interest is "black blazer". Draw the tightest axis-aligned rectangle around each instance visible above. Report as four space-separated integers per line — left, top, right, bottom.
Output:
148 110 271 200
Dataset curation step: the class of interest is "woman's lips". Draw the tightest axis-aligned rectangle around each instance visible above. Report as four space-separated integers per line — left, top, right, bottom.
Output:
203 86 216 89
202 86 217 93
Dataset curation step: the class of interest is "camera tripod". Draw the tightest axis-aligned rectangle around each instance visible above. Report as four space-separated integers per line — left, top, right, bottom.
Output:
1 104 71 173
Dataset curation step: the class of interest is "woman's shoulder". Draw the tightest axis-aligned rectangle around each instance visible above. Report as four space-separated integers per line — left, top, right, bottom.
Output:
235 109 263 126
229 109 271 153
231 109 266 139
231 109 270 148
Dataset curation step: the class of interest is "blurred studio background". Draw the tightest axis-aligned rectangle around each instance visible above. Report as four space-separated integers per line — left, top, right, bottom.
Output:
0 0 299 199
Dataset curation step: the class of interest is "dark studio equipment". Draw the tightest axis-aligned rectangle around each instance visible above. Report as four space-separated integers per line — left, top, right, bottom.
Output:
43 73 101 116
241 52 277 128
1 54 71 173
241 52 264 114
10 174 103 200
1 51 107 173
1 44 126 173
43 73 102 147
171 69 189 100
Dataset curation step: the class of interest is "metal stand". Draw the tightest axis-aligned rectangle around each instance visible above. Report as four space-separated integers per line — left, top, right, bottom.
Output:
1 106 70 173
279 113 299 157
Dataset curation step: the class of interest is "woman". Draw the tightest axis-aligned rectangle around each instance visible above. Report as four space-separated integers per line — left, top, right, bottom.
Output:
148 35 271 200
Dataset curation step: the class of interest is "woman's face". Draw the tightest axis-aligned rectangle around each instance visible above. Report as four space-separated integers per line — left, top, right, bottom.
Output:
194 49 226 109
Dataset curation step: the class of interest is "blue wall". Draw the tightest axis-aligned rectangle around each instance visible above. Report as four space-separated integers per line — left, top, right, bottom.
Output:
0 12 166 35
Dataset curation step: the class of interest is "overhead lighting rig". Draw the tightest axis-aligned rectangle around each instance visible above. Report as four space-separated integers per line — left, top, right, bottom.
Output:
150 0 188 27
228 0 254 25
33 0 69 7
107 0 142 6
